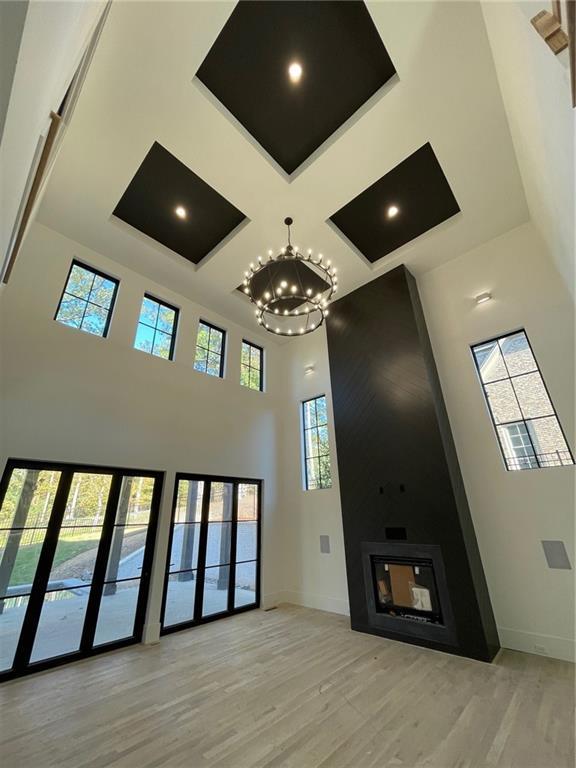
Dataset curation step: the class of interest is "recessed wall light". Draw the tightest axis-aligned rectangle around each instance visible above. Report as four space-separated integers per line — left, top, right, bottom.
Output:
386 205 399 219
175 206 187 219
475 292 492 305
288 61 303 83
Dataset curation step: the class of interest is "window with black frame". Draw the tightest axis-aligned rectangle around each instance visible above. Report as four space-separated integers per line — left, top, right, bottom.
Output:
240 340 263 391
194 321 226 377
472 330 574 470
55 261 118 337
302 395 332 490
134 294 178 360
161 476 260 632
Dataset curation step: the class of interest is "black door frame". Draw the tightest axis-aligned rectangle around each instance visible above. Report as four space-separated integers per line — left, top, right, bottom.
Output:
160 472 262 635
0 458 163 683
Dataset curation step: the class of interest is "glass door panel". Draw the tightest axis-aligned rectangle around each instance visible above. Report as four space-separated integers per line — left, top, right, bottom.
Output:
175 480 204 523
94 578 141 645
30 471 111 663
162 480 204 629
162 476 260 633
202 565 230 616
202 482 233 618
0 469 62 672
47 526 103 584
0 463 162 681
208 482 233 522
170 525 201 573
119 475 155 525
234 561 257 609
104 525 147 580
61 473 112 528
0 596 29 672
31 585 92 662
93 476 157 647
236 521 257 563
232 483 259 611
205 523 231 567
237 483 258 521
164 572 197 626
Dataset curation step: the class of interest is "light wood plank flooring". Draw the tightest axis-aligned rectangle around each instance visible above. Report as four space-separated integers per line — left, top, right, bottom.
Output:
0 605 573 768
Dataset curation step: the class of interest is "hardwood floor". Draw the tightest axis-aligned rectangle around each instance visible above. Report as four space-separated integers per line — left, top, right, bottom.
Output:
0 605 573 768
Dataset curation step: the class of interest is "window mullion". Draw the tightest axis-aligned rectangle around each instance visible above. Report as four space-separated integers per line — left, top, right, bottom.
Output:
495 339 541 465
77 272 98 329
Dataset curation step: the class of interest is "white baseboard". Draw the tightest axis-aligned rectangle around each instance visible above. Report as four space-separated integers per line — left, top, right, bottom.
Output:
261 591 290 610
262 598 574 664
497 626 575 663
279 590 350 617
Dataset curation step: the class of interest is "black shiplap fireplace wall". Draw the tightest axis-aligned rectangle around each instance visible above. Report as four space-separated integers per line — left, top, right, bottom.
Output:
326 265 499 662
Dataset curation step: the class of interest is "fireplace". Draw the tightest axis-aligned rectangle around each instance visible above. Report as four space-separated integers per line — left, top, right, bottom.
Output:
327 266 499 661
362 541 458 647
372 556 442 625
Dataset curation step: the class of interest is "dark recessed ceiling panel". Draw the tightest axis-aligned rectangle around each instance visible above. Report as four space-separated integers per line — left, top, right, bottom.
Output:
329 143 461 263
197 1 396 175
113 142 246 265
236 260 330 311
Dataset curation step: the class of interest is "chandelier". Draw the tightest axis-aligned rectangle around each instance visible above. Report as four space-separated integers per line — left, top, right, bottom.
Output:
241 218 338 337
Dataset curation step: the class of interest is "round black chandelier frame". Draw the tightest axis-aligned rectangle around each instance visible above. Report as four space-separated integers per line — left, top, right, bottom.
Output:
242 218 338 337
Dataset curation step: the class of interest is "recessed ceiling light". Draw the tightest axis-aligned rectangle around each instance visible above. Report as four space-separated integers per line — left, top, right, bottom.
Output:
175 206 187 219
288 61 303 83
475 292 492 305
386 205 399 219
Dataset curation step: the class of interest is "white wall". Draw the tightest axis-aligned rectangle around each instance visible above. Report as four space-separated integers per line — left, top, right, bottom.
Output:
481 1 575 299
419 223 574 662
0 0 29 143
279 222 575 661
0 222 287 641
277 329 349 616
0 0 105 271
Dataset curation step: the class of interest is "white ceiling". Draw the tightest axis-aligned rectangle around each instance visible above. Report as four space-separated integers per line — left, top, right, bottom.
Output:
37 0 529 334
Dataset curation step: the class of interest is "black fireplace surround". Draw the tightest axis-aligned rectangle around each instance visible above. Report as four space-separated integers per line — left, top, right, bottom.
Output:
362 541 457 647
326 265 499 662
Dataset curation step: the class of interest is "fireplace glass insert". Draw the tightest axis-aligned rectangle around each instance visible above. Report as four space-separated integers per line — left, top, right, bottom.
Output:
371 556 443 625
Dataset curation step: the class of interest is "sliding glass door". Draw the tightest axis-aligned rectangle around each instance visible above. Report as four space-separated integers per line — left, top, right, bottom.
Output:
0 461 162 681
161 474 260 633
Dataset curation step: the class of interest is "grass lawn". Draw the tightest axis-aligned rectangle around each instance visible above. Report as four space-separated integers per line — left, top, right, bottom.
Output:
12 535 101 586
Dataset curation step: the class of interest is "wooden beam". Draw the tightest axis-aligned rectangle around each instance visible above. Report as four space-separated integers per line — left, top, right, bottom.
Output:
2 111 62 284
567 0 576 107
531 9 569 54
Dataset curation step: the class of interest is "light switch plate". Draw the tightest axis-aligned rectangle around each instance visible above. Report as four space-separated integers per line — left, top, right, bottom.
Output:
320 535 331 554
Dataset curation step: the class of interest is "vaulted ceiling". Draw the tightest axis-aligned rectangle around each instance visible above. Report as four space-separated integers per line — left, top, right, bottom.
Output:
37 0 528 334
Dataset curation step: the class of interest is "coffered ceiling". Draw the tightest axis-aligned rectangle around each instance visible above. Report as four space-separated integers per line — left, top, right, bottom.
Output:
113 141 247 265
37 0 528 336
196 1 396 175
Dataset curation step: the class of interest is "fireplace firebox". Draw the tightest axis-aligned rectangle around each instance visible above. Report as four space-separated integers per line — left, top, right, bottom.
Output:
372 556 442 625
362 541 458 647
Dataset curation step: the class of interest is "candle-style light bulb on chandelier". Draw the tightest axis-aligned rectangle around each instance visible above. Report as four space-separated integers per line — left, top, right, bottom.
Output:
242 217 338 337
